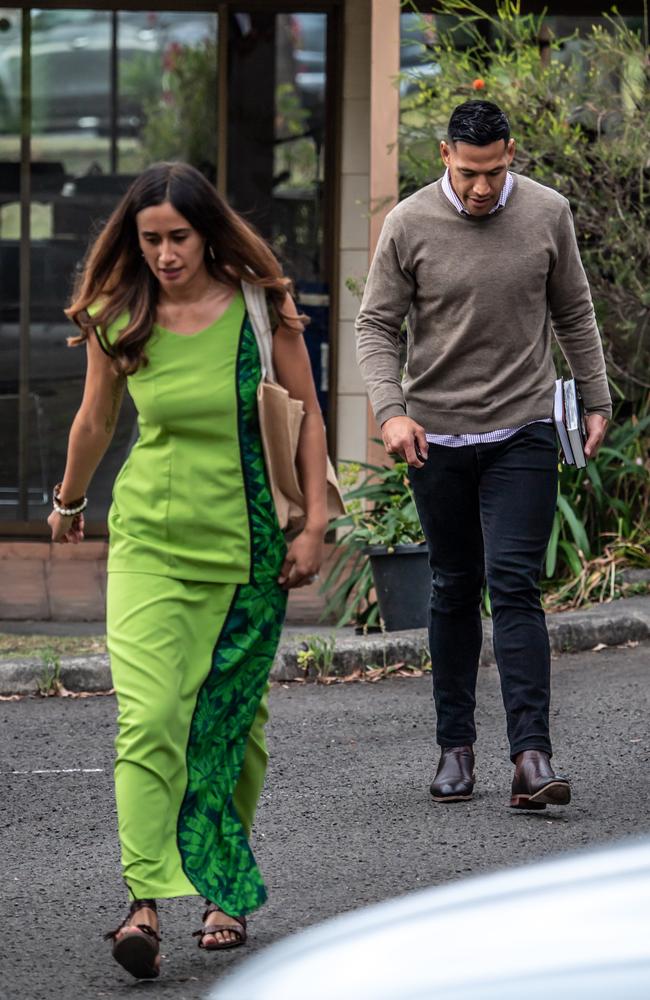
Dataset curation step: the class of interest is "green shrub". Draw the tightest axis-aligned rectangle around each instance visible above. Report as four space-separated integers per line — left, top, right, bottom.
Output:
400 0 649 397
544 409 650 607
321 457 424 628
322 2 649 624
398 0 650 589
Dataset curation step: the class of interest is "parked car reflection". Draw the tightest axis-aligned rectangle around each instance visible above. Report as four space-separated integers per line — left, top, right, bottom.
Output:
0 9 216 135
286 11 441 108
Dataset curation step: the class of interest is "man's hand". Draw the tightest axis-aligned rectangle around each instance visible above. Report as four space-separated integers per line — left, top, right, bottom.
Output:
381 416 429 468
584 413 609 460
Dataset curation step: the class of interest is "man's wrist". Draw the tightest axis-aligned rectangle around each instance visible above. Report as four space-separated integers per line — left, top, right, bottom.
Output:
377 404 407 428
303 519 328 536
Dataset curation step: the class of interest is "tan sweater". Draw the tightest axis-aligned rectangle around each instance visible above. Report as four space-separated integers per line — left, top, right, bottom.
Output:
355 174 612 432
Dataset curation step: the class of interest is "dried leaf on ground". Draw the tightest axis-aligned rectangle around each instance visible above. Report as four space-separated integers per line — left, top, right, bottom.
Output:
38 687 115 699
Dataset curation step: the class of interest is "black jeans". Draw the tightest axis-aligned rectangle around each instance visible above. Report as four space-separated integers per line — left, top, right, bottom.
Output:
409 422 558 760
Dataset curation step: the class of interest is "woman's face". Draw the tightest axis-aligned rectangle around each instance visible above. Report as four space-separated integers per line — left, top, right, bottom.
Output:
136 201 208 290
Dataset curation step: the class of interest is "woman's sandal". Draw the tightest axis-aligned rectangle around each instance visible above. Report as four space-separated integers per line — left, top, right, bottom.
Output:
193 902 247 951
105 898 161 979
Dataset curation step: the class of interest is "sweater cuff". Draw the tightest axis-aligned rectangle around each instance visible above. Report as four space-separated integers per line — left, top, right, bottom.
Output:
580 380 612 420
375 402 407 427
585 406 612 419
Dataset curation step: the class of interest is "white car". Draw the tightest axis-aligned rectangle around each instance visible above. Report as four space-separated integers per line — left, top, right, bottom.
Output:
212 838 650 1000
0 9 215 135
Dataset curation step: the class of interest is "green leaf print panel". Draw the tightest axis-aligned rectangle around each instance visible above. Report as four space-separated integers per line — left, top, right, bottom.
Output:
177 314 287 914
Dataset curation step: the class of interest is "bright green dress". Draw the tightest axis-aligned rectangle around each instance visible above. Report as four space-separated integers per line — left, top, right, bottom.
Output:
109 293 255 581
96 291 287 914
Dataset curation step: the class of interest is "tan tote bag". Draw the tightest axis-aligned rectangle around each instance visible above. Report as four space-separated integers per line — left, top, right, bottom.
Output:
241 280 346 535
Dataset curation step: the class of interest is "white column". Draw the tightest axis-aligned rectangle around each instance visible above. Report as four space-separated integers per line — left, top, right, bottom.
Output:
335 0 400 466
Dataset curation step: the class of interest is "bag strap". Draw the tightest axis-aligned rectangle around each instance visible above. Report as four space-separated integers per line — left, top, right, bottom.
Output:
241 279 276 381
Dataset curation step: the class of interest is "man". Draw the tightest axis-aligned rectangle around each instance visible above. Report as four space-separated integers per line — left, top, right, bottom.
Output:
355 100 610 809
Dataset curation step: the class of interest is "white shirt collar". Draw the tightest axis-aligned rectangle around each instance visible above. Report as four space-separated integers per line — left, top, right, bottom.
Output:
442 168 513 215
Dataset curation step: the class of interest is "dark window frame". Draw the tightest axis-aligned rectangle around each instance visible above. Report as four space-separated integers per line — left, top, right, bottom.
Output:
1 1 342 537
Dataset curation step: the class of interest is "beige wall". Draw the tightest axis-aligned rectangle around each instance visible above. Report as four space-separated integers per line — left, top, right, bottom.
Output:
336 0 371 465
335 0 400 466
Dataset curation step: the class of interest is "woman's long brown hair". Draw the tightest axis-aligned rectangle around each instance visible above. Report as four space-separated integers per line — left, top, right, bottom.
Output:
67 161 304 374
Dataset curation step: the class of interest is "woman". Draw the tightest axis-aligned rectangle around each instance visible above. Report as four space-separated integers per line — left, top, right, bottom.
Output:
48 162 328 979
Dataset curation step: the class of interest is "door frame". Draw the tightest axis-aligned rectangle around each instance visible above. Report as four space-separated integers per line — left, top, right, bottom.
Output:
1 0 343 536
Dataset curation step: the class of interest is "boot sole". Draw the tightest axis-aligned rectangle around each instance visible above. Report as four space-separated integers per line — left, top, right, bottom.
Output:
510 780 571 810
112 933 160 979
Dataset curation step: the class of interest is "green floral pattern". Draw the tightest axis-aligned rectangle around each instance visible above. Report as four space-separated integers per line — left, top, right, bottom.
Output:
178 314 287 915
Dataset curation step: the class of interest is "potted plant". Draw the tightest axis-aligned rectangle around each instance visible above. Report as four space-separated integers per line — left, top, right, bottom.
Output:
321 455 430 631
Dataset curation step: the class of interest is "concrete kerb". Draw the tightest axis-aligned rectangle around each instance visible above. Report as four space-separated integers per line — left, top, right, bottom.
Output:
1 595 649 696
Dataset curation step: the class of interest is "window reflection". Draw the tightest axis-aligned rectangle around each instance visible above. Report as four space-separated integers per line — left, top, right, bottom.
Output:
228 12 330 417
1 8 331 525
120 12 218 175
0 9 23 511
0 8 218 522
274 13 326 283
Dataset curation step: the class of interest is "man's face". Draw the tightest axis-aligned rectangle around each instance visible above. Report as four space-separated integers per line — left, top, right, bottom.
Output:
440 138 515 217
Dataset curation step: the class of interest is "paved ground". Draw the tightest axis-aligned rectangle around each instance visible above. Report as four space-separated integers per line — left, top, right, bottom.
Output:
1 642 648 1000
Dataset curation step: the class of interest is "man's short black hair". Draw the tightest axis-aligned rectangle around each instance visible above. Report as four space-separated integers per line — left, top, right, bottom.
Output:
447 101 510 146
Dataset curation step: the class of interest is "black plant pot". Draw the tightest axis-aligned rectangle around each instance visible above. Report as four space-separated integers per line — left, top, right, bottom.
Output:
365 542 430 631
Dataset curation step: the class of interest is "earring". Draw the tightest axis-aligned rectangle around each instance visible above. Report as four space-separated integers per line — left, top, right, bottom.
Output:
208 245 216 261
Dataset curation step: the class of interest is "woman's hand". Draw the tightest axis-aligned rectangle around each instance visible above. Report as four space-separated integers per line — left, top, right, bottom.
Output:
47 511 85 544
278 525 325 590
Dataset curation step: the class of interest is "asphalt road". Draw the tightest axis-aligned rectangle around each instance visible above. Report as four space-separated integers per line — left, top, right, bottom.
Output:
1 643 648 1000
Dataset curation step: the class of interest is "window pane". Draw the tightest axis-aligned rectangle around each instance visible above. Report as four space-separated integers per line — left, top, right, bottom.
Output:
118 11 218 174
228 12 330 418
1 8 219 524
0 10 24 513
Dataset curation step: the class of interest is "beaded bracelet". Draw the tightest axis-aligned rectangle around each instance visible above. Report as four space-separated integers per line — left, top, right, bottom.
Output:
52 483 88 518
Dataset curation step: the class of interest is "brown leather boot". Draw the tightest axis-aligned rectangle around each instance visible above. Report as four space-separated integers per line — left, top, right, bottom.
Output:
430 745 475 802
510 750 571 809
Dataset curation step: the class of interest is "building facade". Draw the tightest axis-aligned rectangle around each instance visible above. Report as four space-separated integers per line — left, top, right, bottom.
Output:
0 0 640 535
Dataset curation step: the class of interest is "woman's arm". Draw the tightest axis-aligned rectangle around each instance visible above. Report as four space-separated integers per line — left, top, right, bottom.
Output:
272 295 329 588
48 333 125 543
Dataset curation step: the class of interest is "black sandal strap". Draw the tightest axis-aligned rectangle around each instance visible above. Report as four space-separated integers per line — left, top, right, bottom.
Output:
193 924 245 939
130 898 157 913
133 923 162 943
200 903 245 925
105 921 162 943
105 900 161 942
194 907 246 938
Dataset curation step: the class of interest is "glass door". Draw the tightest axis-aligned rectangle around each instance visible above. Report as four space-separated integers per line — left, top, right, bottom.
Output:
0 9 24 515
227 11 332 419
0 7 219 525
0 5 336 531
